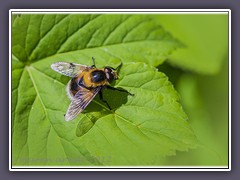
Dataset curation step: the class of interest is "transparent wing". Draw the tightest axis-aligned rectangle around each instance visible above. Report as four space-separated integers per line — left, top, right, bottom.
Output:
65 86 101 121
51 62 88 77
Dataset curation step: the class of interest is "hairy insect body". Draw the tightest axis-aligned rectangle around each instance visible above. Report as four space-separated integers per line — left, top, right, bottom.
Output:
82 68 109 88
51 58 133 121
68 68 109 98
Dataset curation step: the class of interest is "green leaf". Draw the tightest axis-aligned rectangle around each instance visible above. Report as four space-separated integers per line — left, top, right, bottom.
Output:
158 14 228 74
12 14 181 66
12 60 197 165
73 62 198 165
11 14 197 166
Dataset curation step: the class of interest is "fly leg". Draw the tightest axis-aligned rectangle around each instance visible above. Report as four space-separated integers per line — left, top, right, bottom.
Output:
106 86 134 96
99 89 112 110
112 62 122 71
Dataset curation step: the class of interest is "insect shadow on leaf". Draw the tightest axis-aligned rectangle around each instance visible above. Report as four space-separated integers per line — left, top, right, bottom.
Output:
76 87 130 137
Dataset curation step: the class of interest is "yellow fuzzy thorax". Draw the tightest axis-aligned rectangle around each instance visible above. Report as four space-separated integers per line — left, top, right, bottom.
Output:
81 68 109 88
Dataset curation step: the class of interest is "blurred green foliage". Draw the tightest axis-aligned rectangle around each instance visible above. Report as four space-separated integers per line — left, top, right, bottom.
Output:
158 14 228 74
158 14 228 165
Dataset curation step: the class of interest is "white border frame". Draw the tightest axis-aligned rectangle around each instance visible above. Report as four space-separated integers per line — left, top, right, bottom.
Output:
9 9 231 171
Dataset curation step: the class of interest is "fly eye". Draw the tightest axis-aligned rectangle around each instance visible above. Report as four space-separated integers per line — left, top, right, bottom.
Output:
107 73 114 83
105 67 111 72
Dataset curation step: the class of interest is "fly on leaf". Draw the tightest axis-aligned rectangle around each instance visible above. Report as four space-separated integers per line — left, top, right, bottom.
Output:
51 57 134 121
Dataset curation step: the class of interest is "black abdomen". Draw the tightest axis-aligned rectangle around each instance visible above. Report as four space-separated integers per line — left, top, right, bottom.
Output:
91 70 106 83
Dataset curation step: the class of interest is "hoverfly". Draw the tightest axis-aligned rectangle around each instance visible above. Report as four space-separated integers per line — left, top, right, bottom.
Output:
51 57 134 121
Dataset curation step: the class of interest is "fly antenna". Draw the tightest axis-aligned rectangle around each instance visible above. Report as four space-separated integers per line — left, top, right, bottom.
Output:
91 57 96 68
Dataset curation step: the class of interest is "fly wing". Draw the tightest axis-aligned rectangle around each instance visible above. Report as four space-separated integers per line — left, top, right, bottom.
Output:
64 86 102 121
51 62 88 77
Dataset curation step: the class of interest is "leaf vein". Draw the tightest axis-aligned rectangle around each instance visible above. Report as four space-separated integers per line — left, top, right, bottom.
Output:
26 66 88 162
141 127 192 147
95 124 113 147
102 15 132 45
114 117 138 147
29 15 69 58
122 17 151 42
56 15 101 53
